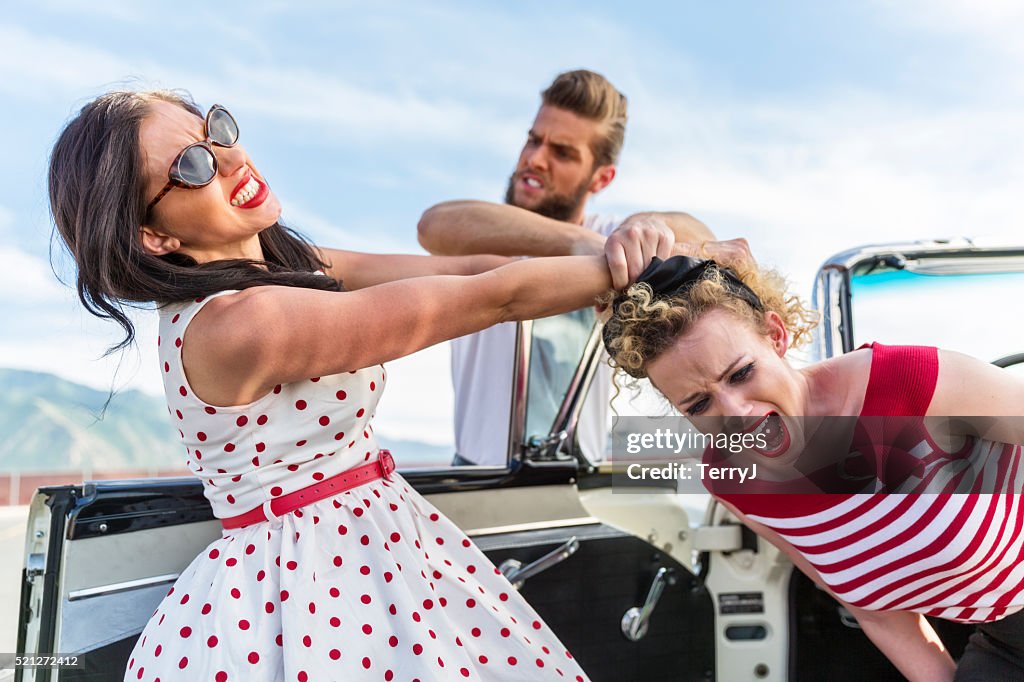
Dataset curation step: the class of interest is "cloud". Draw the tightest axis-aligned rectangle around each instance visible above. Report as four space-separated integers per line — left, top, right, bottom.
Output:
0 246 68 304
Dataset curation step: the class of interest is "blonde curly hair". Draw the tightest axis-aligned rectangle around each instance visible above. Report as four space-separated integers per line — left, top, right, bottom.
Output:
602 260 818 380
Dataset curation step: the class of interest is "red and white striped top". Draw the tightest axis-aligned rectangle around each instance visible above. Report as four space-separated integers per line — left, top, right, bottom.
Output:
715 344 1024 624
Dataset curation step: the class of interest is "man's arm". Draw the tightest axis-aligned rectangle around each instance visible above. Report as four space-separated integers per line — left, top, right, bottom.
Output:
418 200 605 257
621 211 714 244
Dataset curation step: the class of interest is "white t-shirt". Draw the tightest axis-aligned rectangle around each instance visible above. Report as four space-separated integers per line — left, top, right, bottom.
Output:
450 214 621 465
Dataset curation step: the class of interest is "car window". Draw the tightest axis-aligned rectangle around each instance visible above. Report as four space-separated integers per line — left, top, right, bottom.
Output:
850 269 1024 373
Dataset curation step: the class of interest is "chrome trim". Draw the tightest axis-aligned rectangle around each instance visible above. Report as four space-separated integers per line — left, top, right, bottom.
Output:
67 573 179 601
465 516 600 538
556 320 605 468
811 238 1024 359
508 319 533 465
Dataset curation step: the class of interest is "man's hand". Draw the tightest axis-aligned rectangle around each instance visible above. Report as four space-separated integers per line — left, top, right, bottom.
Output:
673 238 755 271
604 216 676 289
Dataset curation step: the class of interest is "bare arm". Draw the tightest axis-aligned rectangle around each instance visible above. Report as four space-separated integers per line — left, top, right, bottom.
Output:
417 200 715 258
717 500 955 682
184 255 612 406
317 247 511 290
927 349 1024 444
418 200 604 256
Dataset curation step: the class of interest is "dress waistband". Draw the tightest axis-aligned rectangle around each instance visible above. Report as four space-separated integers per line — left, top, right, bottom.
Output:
220 450 395 529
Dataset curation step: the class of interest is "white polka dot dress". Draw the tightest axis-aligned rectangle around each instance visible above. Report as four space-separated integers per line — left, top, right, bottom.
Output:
125 291 591 682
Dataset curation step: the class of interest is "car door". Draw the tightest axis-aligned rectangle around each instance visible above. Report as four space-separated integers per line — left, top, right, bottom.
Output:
16 311 716 682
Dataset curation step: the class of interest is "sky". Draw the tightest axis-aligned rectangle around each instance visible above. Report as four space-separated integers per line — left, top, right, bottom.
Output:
2 0 1024 445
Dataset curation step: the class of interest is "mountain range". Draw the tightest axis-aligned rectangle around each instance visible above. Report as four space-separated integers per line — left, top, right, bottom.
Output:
0 368 452 472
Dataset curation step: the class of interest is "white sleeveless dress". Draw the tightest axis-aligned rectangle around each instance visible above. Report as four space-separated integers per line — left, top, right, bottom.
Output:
125 291 590 682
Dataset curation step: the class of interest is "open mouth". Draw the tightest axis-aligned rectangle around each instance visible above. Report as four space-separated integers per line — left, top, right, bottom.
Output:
746 412 791 458
519 173 544 191
230 172 269 209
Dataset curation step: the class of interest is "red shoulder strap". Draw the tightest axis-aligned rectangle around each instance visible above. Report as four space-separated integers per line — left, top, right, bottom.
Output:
859 343 939 416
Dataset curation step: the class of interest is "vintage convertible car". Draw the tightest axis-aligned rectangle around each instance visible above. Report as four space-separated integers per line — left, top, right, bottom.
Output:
15 239 1024 681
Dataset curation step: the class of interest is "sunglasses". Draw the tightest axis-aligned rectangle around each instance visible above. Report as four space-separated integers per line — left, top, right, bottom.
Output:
145 104 240 217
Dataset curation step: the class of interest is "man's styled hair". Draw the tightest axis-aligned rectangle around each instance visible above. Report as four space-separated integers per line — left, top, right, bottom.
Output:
541 69 628 168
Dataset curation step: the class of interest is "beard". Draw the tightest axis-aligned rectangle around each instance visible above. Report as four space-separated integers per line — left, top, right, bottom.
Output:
504 170 591 222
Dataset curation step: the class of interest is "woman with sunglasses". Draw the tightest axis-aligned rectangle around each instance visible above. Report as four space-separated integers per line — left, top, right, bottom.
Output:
48 90 678 682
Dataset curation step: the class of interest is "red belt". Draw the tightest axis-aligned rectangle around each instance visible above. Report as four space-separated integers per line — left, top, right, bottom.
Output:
221 450 396 529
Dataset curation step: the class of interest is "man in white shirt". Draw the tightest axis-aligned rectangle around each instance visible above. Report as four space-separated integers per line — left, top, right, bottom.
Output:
418 69 715 466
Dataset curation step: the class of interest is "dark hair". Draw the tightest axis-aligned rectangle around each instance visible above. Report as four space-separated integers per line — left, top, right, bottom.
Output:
541 69 628 167
48 90 339 353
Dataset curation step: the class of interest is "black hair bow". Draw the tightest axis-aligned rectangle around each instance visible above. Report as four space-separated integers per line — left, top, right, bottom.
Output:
603 256 764 357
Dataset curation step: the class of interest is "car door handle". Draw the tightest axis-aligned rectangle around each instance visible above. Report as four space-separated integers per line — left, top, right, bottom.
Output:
499 536 580 589
621 566 678 641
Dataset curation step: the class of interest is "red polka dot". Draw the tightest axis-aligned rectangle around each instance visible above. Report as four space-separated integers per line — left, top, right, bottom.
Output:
216 672 226 682
423 599 434 610
356 408 365 418
532 620 542 630
536 659 545 668
412 644 423 655
175 337 182 348
226 494 236 504
466 598 476 608
285 560 297 570
360 535 370 546
257 414 268 425
201 603 212 615
302 635 312 647
370 381 376 391
460 669 470 678
310 377 320 382
197 432 207 442
385 671 394 682
308 602 316 614
271 486 283 496
238 620 250 630
179 386 187 396
273 384 282 394
362 624 372 635
207 636 218 647
361 594 371 604
336 390 347 400
333 555 343 567
362 657 371 670
296 439 307 447
204 406 217 415
329 586 340 598
389 635 399 647
154 645 162 656
338 524 348 535
330 617 341 627
172 313 180 324
479 655 488 664
298 673 307 682
471 627 481 637
384 571 394 583
312 472 325 481
319 415 330 426
360 565 371 575
248 652 259 664
164 362 170 373
231 588 241 599
178 657 188 669
235 415 248 427
180 626 191 638
256 442 266 453
225 558 237 567
329 649 341 660
429 513 439 522
499 592 509 602
224 443 235 453
508 657 518 666
353 507 363 517
295 400 307 410
265 602 275 614
500 628 510 638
